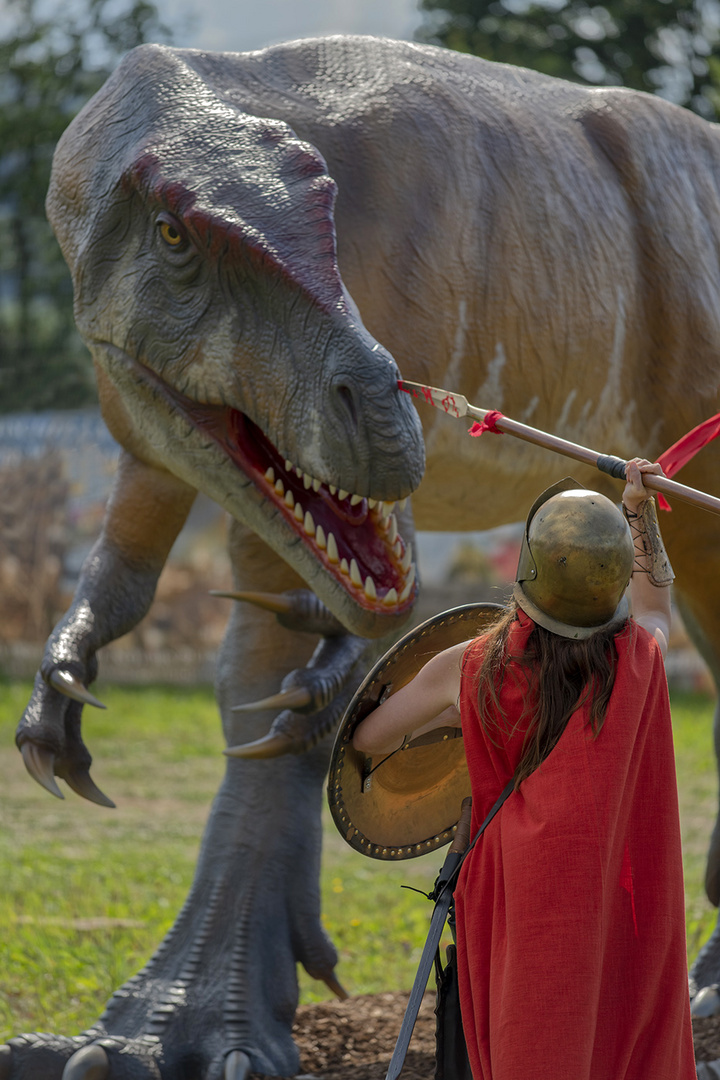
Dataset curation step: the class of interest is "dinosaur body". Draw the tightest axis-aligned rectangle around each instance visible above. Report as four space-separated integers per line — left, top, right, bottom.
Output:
6 35 720 1079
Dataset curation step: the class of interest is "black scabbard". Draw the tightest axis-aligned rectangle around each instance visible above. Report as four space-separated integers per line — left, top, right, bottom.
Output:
384 853 461 1080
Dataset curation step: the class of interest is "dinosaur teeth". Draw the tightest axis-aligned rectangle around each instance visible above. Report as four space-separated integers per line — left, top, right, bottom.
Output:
266 459 411 608
399 564 416 603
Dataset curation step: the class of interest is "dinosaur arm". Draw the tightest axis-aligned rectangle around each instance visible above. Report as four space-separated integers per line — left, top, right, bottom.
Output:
42 450 197 676
16 451 196 803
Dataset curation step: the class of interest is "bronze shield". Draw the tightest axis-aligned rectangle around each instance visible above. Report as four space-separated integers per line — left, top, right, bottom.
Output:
328 602 502 860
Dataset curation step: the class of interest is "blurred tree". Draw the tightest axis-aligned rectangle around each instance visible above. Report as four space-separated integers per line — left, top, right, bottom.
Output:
416 0 720 120
0 0 173 414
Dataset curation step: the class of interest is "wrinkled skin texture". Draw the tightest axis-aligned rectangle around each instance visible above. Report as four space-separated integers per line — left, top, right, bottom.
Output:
8 34 720 1078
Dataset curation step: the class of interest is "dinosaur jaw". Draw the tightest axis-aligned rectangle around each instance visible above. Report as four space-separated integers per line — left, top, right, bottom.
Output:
98 346 417 622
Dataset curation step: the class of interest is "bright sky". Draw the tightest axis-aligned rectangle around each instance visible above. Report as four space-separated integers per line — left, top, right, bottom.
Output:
160 0 424 53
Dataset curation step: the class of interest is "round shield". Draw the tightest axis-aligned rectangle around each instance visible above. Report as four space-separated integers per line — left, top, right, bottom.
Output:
328 602 502 861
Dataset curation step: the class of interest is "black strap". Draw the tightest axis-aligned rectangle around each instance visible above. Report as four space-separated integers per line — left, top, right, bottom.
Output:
435 778 515 904
385 779 515 1080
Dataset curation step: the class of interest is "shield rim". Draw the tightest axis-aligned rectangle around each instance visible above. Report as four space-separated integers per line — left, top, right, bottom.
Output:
327 601 503 861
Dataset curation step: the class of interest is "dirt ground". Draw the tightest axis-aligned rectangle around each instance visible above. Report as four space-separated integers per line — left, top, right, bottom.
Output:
251 991 720 1077
289 992 437 1080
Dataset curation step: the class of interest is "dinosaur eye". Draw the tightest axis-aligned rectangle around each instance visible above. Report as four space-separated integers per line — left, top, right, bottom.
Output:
157 216 186 248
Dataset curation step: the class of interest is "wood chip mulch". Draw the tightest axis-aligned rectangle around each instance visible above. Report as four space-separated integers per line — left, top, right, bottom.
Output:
252 992 720 1076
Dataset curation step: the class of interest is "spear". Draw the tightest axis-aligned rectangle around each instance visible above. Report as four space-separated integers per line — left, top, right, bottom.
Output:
399 380 720 516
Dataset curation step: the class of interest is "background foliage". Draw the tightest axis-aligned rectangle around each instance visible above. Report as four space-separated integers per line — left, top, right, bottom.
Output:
0 0 172 414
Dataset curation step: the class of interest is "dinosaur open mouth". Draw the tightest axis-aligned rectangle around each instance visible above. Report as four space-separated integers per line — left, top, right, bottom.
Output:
146 376 416 612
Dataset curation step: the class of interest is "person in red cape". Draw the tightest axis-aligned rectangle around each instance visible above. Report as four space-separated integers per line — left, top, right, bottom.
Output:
353 459 695 1080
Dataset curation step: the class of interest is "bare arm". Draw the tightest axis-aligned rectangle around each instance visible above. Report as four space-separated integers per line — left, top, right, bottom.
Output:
623 458 672 659
352 640 469 755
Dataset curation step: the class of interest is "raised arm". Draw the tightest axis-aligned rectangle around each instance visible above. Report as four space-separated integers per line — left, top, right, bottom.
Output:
352 639 469 755
623 458 673 659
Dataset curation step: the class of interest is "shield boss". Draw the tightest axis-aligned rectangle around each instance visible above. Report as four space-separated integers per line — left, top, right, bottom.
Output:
328 602 502 860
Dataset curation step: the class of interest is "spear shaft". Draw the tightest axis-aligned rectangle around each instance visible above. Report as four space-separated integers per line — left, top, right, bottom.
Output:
399 380 720 517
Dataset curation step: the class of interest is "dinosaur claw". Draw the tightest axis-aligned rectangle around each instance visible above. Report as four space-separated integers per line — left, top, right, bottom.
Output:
211 587 345 635
231 688 312 713
65 768 116 809
49 669 106 710
320 970 349 1001
210 589 294 616
21 742 64 799
62 1044 110 1080
0 1044 11 1079
225 732 298 759
224 1050 251 1080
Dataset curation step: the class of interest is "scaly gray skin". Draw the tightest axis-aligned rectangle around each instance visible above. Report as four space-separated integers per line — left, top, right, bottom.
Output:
8 35 720 1077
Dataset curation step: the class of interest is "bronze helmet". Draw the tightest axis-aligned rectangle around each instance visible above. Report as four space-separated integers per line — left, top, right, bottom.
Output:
514 478 634 640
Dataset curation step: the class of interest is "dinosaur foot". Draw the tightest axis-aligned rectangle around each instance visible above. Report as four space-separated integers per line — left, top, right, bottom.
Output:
0 1031 254 1079
690 915 720 1017
3 749 341 1080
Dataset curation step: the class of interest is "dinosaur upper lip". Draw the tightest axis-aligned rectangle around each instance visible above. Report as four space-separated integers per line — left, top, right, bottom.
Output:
113 351 417 612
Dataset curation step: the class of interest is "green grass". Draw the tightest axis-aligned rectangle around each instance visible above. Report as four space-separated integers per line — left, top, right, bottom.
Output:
0 678 717 1041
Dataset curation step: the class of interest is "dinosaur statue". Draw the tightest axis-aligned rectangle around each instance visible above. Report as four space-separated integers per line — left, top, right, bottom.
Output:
5 33 720 1080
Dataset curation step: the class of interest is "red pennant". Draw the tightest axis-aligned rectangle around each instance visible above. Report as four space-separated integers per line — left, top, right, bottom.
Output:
469 411 505 437
655 412 720 510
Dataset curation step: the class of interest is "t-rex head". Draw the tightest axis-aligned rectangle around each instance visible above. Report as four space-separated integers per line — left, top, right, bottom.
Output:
47 44 425 638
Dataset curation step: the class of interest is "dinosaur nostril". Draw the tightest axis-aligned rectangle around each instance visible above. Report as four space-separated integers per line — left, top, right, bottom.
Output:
336 384 358 433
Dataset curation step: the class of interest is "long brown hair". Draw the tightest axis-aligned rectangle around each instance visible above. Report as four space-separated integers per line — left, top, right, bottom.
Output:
475 599 623 788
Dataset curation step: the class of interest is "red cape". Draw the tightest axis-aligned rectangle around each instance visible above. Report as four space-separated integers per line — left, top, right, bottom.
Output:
455 611 695 1079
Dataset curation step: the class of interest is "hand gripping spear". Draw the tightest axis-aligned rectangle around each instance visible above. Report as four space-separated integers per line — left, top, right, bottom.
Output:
398 381 720 516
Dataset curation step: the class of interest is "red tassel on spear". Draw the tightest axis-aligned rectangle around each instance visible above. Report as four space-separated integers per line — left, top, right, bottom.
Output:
654 413 720 510
398 380 720 517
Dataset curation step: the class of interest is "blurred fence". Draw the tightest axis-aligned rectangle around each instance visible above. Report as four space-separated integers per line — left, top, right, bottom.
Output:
0 409 713 693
